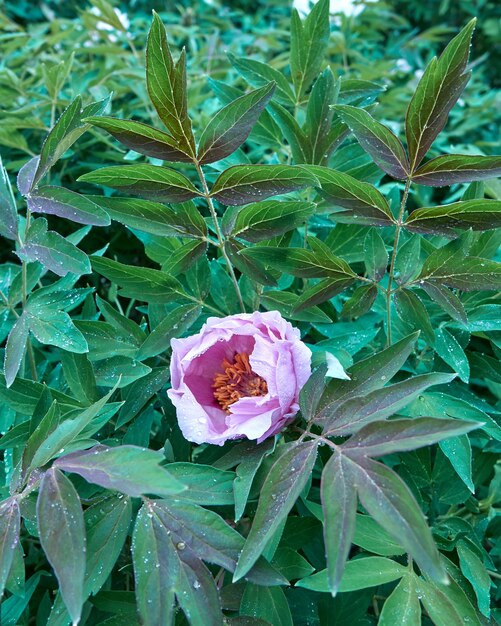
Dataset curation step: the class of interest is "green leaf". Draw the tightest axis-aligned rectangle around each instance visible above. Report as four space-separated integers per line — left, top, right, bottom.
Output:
435 328 469 383
342 417 479 457
348 456 446 582
268 102 311 164
456 540 491 617
27 186 110 226
406 19 476 170
37 467 86 625
210 165 318 206
440 435 474 492
78 165 201 203
304 68 340 165
412 154 501 186
198 82 275 164
316 333 419 418
165 463 234 506
0 498 20 600
394 288 434 344
241 585 293 626
321 453 357 595
416 575 482 626
228 54 296 106
404 199 501 235
290 0 330 99
418 282 467 325
321 373 455 435
17 218 91 277
296 556 407 593
306 165 394 227
417 255 501 291
239 245 356 278
55 445 186 497
378 574 421 626
26 308 88 354
260 291 331 323
84 116 193 162
4 313 29 388
89 196 206 238
137 303 201 360
234 442 318 581
228 201 315 242
332 105 409 179
296 276 356 311
353 514 405 556
364 229 388 282
0 154 18 240
145 12 195 155
91 256 186 303
340 285 378 319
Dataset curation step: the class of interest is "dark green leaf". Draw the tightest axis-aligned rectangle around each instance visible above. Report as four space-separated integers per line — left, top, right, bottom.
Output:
137 303 200 359
394 288 434 344
4 313 29 388
228 201 315 242
340 285 378 319
210 165 318 206
418 281 467 325
456 540 491 617
364 229 388 281
406 19 476 170
85 116 193 162
198 82 275 164
435 328 469 383
0 155 18 240
228 54 296 106
304 68 340 165
241 585 293 626
412 154 501 186
290 0 330 99
79 165 202 203
332 105 409 179
417 255 501 291
306 165 394 226
404 199 501 235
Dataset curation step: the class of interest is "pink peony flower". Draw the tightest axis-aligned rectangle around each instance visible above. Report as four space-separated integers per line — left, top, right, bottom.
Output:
167 311 312 445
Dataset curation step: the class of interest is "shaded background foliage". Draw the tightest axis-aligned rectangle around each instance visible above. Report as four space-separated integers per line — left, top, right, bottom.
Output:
0 1 500 625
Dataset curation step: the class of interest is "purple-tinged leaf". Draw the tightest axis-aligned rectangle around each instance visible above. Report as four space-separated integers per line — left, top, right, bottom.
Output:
342 417 480 457
198 82 275 164
146 12 195 154
304 68 340 165
306 165 395 226
233 442 318 581
332 105 410 179
54 444 186 497
321 453 357 596
17 218 91 277
412 154 501 186
0 155 18 240
404 199 501 235
84 116 193 162
293 276 356 311
17 156 40 196
406 19 476 170
349 456 446 582
316 332 419 419
78 165 202 203
416 575 483 626
0 498 20 599
27 187 111 226
37 467 86 625
322 373 455 436
4 313 29 389
299 364 328 422
210 165 318 206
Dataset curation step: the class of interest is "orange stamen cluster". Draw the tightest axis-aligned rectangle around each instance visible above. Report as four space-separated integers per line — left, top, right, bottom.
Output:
212 352 268 412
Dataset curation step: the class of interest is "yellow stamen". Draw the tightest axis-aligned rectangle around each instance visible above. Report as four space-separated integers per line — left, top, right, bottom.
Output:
212 352 268 412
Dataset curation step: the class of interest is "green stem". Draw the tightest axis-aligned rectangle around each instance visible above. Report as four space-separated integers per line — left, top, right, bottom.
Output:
194 161 246 313
385 178 411 346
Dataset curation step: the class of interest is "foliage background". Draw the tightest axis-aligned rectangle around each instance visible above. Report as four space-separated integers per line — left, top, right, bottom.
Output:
0 0 500 625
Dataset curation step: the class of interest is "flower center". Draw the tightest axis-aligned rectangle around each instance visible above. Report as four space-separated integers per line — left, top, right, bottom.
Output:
212 352 268 412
